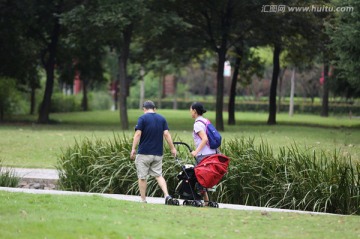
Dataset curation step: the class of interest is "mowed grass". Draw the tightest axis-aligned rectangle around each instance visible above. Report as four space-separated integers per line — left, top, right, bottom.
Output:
0 110 359 168
1 191 359 239
1 111 359 239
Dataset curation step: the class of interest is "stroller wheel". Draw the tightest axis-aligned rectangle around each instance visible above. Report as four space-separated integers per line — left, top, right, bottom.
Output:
193 200 203 207
173 199 180 206
208 202 219 208
183 200 188 206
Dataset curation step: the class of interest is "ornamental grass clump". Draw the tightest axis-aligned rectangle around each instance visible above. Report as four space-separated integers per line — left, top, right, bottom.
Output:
0 160 20 187
56 134 180 196
56 134 134 193
219 138 360 215
57 134 360 215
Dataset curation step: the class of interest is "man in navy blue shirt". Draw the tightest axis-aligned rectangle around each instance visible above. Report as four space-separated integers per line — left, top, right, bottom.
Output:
130 100 177 204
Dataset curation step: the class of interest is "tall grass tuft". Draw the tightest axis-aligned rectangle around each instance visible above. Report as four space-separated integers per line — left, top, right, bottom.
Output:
57 134 134 193
57 133 181 197
0 160 20 187
219 138 360 215
57 134 360 215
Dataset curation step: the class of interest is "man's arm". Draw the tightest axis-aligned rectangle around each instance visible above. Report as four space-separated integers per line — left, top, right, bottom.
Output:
130 130 142 159
163 130 177 157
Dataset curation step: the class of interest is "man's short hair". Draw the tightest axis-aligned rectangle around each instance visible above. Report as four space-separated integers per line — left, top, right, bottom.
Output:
143 100 156 109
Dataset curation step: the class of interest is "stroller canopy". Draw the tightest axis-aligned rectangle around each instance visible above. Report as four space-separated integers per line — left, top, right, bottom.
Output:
194 154 230 188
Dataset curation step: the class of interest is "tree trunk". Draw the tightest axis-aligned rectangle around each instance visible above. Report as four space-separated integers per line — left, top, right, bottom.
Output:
321 63 329 117
30 84 36 115
267 44 281 125
37 15 60 124
0 105 3 121
38 65 55 123
173 76 178 110
118 24 133 130
157 74 163 109
289 68 295 117
228 49 242 125
277 66 287 113
118 55 129 130
139 67 145 109
114 80 119 110
81 78 88 111
215 49 226 131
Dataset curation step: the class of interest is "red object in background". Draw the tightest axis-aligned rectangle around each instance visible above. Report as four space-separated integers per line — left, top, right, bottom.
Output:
73 70 82 94
163 75 176 96
319 65 334 85
319 71 325 85
194 154 230 188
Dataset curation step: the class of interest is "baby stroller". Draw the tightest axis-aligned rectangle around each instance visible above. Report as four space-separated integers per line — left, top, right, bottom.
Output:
173 142 230 208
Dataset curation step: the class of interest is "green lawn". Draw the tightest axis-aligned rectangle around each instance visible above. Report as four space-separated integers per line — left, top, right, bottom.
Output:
1 110 359 168
1 191 359 239
1 111 359 238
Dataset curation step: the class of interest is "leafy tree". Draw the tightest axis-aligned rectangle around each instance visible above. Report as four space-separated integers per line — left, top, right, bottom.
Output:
224 1 266 126
173 0 264 131
0 0 41 115
60 0 185 128
59 6 106 111
257 0 329 124
0 78 16 121
128 0 205 110
6 0 82 123
329 68 360 99
35 1 65 123
227 45 264 125
67 0 149 129
328 0 360 96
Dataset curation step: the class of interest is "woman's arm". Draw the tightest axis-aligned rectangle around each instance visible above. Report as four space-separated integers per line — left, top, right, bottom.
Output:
191 130 208 157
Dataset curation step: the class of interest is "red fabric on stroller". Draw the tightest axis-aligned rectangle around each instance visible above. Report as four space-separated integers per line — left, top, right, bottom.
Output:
194 154 230 188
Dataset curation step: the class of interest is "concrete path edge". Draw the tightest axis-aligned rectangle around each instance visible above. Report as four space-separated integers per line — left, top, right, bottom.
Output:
0 168 339 216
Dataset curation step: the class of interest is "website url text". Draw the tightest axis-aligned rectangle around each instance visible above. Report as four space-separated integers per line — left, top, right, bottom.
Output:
261 5 354 13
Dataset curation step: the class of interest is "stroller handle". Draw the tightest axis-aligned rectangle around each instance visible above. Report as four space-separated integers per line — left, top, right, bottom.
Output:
173 142 192 152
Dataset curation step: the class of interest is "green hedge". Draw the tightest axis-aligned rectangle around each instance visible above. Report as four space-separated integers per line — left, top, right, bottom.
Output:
56 134 360 215
128 99 360 115
48 94 359 115
50 92 113 113
50 93 82 113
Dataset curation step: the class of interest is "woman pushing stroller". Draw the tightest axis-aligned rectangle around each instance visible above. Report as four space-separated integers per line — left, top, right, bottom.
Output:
189 102 217 205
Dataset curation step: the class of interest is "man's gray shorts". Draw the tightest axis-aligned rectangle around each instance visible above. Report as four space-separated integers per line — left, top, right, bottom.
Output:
135 154 163 179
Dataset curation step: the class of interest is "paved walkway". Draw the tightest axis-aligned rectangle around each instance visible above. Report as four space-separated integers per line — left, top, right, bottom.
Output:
9 167 59 180
0 168 334 215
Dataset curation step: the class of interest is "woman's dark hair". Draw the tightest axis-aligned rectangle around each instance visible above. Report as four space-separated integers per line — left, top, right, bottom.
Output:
191 102 207 115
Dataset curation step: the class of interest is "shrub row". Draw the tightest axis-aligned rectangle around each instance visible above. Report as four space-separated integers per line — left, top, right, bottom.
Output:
56 134 360 215
128 99 359 115
49 94 359 115
50 92 113 113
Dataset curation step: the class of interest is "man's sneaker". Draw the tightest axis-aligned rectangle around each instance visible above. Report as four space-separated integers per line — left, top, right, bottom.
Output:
165 195 173 205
